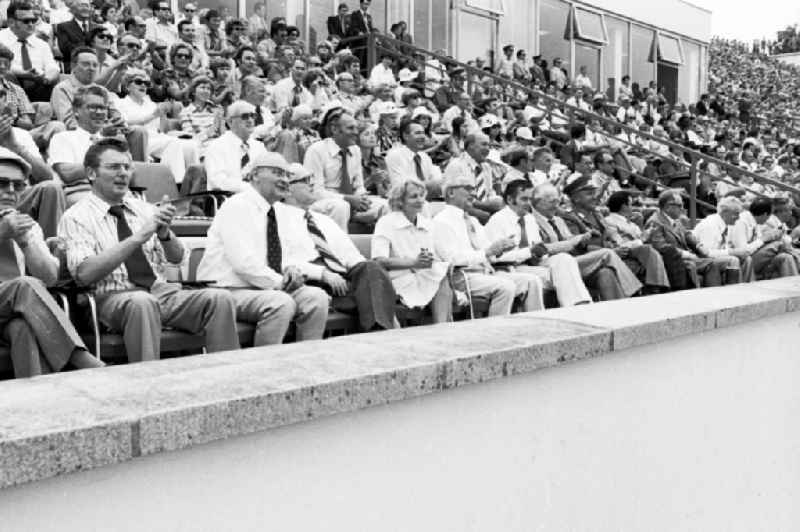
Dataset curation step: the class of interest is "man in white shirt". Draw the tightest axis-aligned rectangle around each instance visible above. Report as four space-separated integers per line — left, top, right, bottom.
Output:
0 146 103 377
441 91 477 134
144 0 177 48
303 110 374 229
283 163 398 331
196 152 330 345
432 174 543 317
58 138 240 363
485 179 591 307
549 58 567 91
573 65 593 91
691 196 752 282
273 59 314 110
368 55 396 88
174 20 208 70
730 197 797 279
496 44 514 78
385 119 442 198
203 100 268 192
0 1 59 101
443 133 503 223
240 76 275 135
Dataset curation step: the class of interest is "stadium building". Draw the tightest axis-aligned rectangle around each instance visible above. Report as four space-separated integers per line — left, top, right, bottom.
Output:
186 0 711 104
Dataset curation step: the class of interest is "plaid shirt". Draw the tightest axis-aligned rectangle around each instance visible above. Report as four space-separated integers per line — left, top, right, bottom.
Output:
0 77 34 122
58 193 187 295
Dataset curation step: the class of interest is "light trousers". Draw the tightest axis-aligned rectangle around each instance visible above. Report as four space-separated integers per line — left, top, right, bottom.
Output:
149 134 200 184
465 272 516 316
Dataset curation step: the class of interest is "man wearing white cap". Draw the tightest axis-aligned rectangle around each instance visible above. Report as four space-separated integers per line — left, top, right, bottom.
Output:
0 146 104 377
197 152 330 345
203 100 268 192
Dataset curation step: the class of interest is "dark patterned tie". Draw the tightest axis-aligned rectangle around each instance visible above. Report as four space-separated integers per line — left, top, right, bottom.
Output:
255 105 263 126
413 153 425 181
474 164 487 201
0 237 20 282
518 216 529 248
240 143 249 169
291 85 302 107
305 212 347 274
339 149 354 194
266 206 282 273
108 205 156 288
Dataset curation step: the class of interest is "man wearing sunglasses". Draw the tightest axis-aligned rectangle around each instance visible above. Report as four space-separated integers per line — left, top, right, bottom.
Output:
197 152 330 346
203 100 268 192
0 1 59 100
0 146 104 378
54 0 95 74
174 19 207 70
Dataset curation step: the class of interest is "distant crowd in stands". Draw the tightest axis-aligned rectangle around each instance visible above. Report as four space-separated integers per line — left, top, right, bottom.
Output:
3 0 800 380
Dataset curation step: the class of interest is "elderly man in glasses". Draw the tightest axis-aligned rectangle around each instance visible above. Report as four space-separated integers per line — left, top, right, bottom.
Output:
197 152 330 345
0 146 104 378
144 0 178 49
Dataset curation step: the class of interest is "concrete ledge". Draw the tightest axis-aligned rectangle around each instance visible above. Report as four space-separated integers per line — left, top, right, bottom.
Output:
2 279 800 489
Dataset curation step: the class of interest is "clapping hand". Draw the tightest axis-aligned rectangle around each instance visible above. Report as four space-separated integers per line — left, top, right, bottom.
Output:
155 195 176 237
0 211 35 242
412 248 434 269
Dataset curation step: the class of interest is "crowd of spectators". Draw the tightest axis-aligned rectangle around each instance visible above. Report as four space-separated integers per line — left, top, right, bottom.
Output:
2 0 800 380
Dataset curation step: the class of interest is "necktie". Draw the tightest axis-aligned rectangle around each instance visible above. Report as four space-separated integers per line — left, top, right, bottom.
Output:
291 85 302 107
0 237 20 281
339 149 354 194
18 39 31 71
551 218 565 241
413 153 425 181
266 206 282 273
255 106 263 126
474 164 487 201
240 143 249 169
721 225 728 249
518 216 529 248
305 212 347 274
107 205 156 288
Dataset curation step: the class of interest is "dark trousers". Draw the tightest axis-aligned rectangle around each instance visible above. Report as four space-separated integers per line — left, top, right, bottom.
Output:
328 261 397 331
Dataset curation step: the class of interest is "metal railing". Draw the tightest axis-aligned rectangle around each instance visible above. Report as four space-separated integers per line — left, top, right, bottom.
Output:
355 34 800 222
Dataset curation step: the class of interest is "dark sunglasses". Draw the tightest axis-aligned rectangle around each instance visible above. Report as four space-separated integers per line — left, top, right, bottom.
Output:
131 79 151 86
288 175 311 185
96 34 113 41
122 42 141 49
184 8 196 12
174 53 191 59
16 17 37 24
0 178 27 192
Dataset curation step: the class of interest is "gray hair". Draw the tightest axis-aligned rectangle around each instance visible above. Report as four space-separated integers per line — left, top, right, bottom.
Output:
388 177 426 211
717 196 743 214
72 84 108 109
532 182 558 204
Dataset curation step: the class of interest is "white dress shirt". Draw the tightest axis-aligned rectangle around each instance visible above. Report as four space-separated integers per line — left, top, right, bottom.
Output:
48 126 95 165
604 212 644 247
303 137 366 199
432 204 490 268
58 193 185 296
443 152 497 200
203 130 268 192
692 213 731 257
0 28 59 80
115 95 160 134
368 63 396 87
730 210 766 254
307 209 364 269
144 19 178 48
272 76 314 110
372 211 449 307
384 144 440 188
484 206 543 264
197 184 324 289
441 105 477 133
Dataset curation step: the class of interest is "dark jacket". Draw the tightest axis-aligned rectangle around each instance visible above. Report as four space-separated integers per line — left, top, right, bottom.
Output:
326 14 349 38
55 19 96 73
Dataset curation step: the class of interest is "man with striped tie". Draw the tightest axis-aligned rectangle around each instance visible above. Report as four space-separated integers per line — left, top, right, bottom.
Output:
442 132 504 224
197 152 330 345
283 163 398 331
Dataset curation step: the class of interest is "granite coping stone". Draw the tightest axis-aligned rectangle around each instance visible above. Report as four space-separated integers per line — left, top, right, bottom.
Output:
1 280 800 489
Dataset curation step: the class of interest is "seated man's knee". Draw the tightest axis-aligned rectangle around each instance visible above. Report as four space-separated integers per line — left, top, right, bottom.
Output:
264 291 297 320
496 277 517 298
123 291 160 314
9 275 47 292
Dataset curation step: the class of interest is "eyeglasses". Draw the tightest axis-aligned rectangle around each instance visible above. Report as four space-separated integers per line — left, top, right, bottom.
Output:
0 178 26 192
131 79 150 87
122 42 141 50
96 34 113 41
174 53 191 59
99 163 132 172
288 175 311 185
85 104 108 112
234 113 256 121
184 8 195 12
16 17 37 24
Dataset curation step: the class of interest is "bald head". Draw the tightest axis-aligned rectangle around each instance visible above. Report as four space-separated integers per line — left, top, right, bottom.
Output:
464 132 490 163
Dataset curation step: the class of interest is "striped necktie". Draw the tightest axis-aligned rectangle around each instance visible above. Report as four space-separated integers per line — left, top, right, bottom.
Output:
474 164 487 201
0 237 20 282
305 212 347 274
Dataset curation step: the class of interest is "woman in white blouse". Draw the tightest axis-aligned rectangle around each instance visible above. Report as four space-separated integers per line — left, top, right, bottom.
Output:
372 178 453 323
116 69 200 183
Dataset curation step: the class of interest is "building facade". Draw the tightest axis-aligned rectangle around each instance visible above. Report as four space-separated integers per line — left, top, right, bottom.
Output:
179 0 711 104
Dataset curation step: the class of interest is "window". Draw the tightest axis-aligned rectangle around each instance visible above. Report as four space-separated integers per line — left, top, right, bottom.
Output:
538 0 570 65
573 8 606 43
464 0 505 16
574 43 600 89
307 0 333 50
679 40 700 104
657 34 683 64
603 16 629 93
630 24 655 90
431 0 448 52
414 0 431 50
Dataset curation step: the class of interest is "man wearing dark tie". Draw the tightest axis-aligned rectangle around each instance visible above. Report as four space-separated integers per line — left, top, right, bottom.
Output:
326 3 350 39
0 146 104 377
385 119 443 199
55 0 95 74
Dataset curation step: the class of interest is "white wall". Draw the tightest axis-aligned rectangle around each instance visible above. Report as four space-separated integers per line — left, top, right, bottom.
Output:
3 312 799 531
772 53 800 67
578 0 711 42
